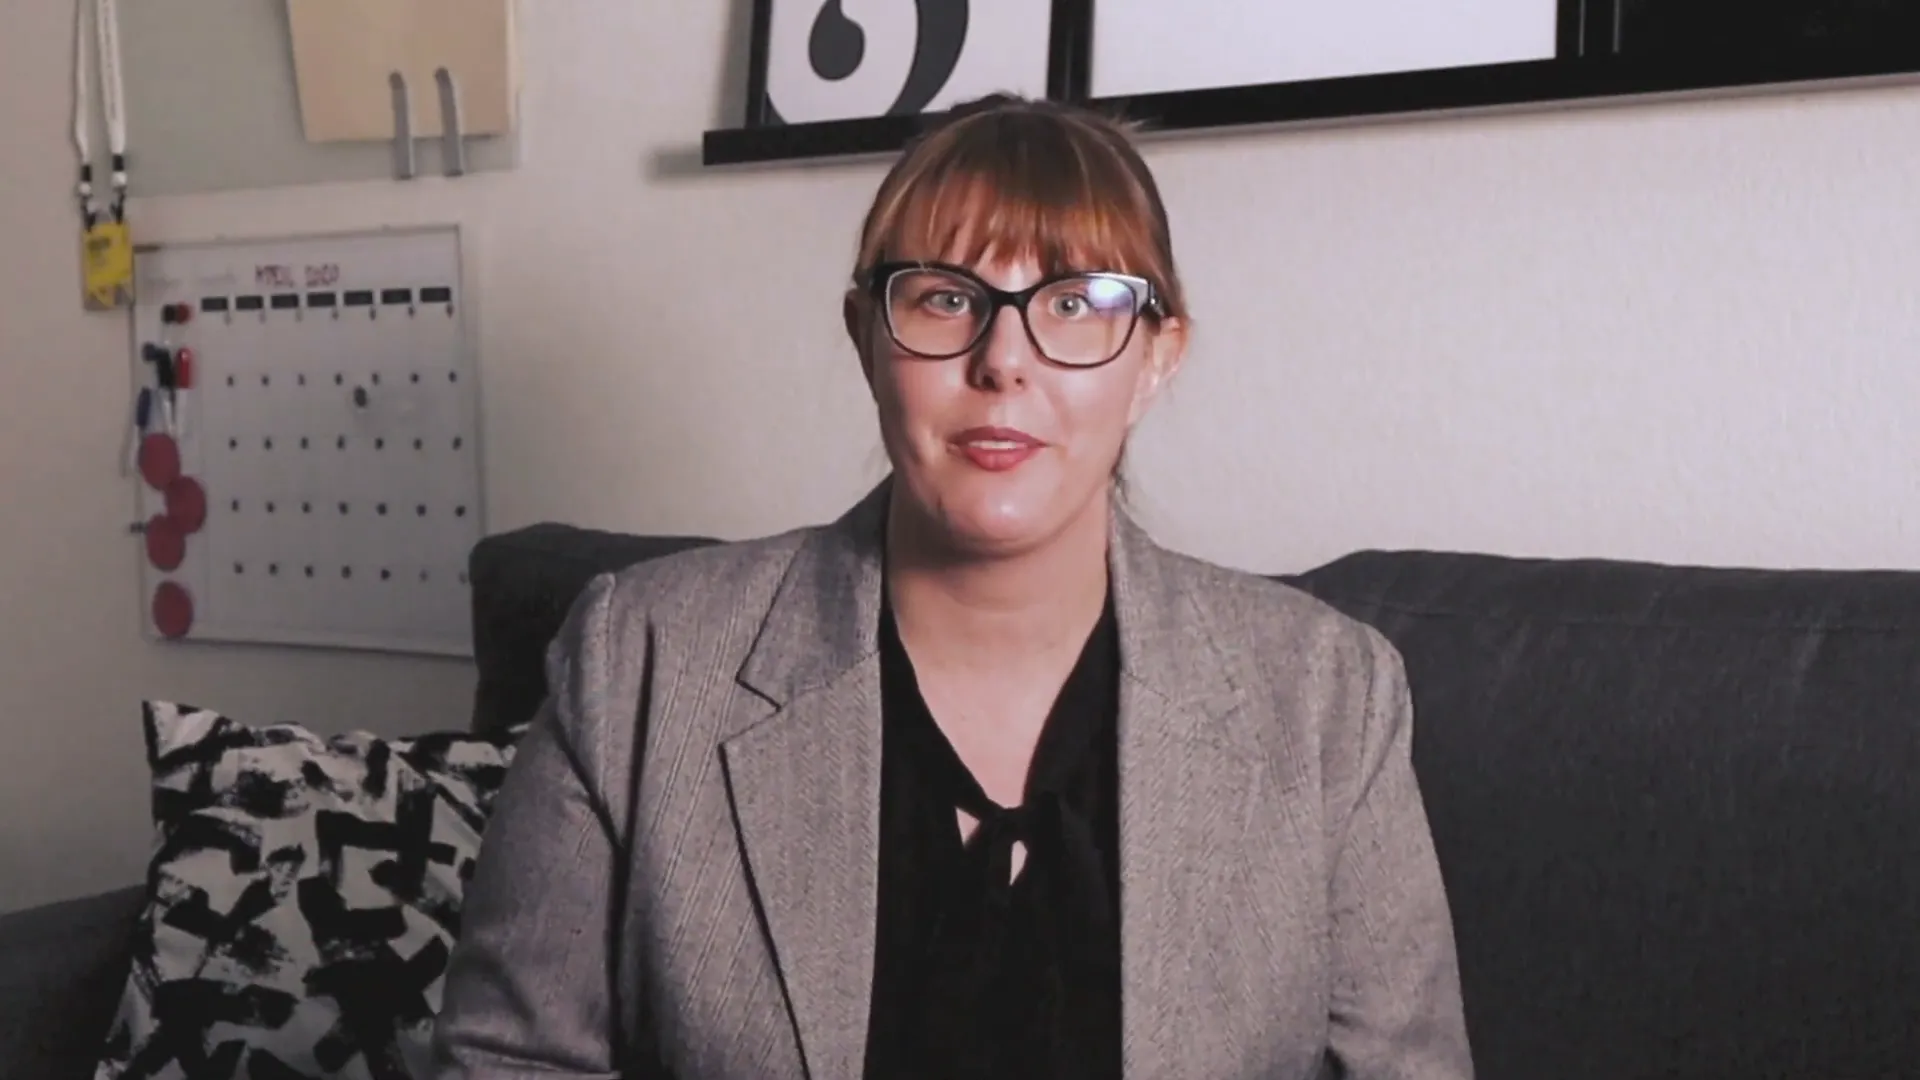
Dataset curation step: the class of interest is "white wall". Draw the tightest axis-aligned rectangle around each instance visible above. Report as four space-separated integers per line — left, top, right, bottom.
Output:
4 3 1916 913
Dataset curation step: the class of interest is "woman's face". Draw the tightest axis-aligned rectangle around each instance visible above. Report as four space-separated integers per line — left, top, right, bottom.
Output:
851 248 1186 558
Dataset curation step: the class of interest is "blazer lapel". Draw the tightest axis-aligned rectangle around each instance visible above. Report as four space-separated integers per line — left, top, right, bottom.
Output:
1108 512 1273 1077
721 483 890 1080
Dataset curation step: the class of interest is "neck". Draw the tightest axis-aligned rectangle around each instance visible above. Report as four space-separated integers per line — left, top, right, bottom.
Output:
883 491 1112 675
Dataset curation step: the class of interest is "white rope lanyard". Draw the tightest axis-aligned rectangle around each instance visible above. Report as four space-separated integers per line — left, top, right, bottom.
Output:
74 0 128 227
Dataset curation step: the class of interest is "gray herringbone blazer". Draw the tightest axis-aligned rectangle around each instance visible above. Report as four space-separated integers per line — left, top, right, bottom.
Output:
431 482 1473 1080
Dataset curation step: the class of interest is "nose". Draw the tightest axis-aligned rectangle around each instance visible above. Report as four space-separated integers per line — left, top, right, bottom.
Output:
967 304 1036 390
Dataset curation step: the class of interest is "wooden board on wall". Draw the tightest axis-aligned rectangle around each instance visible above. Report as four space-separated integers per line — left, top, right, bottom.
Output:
286 0 518 142
114 0 519 196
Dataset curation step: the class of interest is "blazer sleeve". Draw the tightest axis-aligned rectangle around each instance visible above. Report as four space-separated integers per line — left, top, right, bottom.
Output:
431 573 635 1079
1325 626 1476 1080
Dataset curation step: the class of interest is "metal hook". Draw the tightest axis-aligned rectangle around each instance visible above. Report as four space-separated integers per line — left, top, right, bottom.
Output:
390 71 415 180
435 67 466 177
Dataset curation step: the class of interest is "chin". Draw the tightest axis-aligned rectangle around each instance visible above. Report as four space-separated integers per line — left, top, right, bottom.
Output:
908 470 1100 558
939 502 1052 555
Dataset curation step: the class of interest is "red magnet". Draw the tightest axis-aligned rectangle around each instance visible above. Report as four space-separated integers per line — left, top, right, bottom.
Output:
151 581 194 639
165 476 207 533
144 513 185 571
137 433 181 489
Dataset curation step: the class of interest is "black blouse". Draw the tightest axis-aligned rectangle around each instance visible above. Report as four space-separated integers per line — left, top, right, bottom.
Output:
861 595 1125 1080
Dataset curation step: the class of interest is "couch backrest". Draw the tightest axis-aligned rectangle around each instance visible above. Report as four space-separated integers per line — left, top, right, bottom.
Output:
1290 550 1920 1080
467 524 720 737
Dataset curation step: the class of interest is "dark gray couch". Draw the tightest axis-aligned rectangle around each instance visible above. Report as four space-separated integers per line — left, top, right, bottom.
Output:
7 523 1917 1080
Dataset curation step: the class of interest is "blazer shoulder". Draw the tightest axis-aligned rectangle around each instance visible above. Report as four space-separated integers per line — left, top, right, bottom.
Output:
581 526 814 632
1159 547 1392 660
544 527 814 703
1155 548 1407 741
1154 549 1411 806
540 526 816 772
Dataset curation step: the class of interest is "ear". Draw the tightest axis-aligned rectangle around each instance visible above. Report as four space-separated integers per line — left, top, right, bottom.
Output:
844 289 877 386
1127 317 1187 426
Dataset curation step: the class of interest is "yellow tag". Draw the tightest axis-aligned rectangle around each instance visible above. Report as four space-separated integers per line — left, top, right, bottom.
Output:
82 220 134 311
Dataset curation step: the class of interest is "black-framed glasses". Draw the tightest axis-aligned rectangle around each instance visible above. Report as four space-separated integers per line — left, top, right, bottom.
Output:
861 260 1162 369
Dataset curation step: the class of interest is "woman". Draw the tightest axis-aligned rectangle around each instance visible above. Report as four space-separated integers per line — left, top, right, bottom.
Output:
432 95 1473 1080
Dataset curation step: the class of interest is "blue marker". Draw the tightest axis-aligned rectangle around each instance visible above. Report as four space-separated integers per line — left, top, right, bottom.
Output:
126 387 152 474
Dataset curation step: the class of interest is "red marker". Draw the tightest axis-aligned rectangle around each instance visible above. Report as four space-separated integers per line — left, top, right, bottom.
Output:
172 347 194 435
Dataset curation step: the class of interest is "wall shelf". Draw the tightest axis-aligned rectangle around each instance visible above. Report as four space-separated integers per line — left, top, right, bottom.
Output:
703 114 928 168
702 39 1920 169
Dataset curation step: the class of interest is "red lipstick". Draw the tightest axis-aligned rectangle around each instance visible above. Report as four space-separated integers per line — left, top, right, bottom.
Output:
950 426 1044 472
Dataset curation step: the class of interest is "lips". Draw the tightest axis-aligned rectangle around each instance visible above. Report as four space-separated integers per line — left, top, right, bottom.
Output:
951 426 1045 472
952 426 1043 449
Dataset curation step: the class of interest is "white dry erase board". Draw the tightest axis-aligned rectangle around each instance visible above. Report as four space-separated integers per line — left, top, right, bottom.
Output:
1087 0 1561 98
130 227 484 657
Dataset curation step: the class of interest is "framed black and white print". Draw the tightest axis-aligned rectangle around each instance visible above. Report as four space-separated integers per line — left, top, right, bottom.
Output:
1611 0 1920 58
708 0 1920 166
745 0 1064 126
1084 0 1562 98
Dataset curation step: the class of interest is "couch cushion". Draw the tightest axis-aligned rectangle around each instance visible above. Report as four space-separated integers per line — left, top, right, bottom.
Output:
94 702 524 1080
1290 550 1920 1080
0 886 145 1080
467 524 719 736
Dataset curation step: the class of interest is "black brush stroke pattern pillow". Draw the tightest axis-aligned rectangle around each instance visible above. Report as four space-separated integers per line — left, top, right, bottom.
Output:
93 702 526 1080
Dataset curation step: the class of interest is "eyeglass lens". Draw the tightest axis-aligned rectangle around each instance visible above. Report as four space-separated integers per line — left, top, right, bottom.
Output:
884 269 1146 366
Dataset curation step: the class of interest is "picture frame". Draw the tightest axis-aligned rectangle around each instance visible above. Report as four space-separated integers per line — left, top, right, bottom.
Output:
1082 0 1564 100
708 0 1920 167
741 0 1092 128
1611 0 1920 58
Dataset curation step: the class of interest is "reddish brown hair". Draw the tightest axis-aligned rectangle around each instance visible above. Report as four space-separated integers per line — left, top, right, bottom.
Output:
852 95 1188 324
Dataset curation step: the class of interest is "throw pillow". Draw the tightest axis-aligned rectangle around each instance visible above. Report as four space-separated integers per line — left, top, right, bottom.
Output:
94 701 525 1080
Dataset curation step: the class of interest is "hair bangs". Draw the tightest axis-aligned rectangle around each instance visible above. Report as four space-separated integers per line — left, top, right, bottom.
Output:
862 116 1166 287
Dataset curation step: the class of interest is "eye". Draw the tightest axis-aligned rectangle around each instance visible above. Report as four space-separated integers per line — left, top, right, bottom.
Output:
1048 292 1090 319
920 289 975 316
1042 275 1137 320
